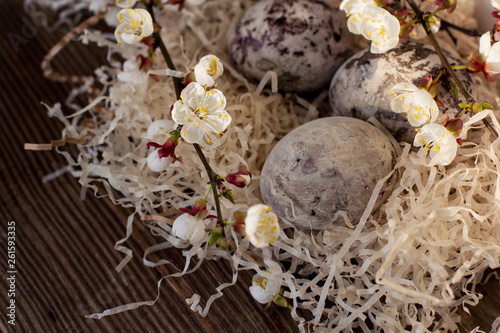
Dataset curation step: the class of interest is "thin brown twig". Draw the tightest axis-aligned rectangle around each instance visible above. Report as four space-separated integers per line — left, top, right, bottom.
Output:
146 3 224 224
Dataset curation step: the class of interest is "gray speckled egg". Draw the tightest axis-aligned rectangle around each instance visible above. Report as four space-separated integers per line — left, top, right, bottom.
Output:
229 0 355 92
328 42 477 143
260 117 397 231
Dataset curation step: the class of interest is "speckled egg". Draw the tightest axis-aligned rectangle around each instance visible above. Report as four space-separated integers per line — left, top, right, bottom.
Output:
229 0 355 92
260 117 397 231
328 42 477 143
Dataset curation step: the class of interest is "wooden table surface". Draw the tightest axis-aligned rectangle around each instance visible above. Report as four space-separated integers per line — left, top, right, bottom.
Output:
0 1 499 332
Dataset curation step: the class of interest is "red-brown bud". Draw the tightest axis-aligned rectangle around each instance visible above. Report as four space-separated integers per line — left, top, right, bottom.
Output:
225 170 252 188
147 130 182 164
179 199 207 218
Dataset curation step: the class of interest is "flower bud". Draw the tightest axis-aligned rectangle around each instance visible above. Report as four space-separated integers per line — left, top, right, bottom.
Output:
172 213 207 244
225 170 252 188
179 198 207 218
146 130 182 171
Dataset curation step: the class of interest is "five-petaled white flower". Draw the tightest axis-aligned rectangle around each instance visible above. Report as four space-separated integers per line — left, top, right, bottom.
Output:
249 268 283 304
479 31 500 75
172 213 207 244
340 1 400 53
194 54 224 87
171 82 231 144
245 204 280 248
390 82 439 127
115 8 153 45
414 123 458 166
116 0 137 8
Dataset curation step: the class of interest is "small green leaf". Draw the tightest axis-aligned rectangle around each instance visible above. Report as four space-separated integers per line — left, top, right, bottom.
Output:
219 238 227 250
273 295 289 308
472 103 483 113
428 81 441 98
451 85 459 100
208 232 219 246
481 103 494 109
222 188 235 204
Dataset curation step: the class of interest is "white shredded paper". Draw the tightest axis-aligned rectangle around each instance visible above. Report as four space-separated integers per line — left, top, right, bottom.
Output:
27 0 500 331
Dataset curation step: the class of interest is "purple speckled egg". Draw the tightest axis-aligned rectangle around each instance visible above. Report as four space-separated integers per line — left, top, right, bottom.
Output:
329 42 477 143
260 117 398 231
229 0 355 92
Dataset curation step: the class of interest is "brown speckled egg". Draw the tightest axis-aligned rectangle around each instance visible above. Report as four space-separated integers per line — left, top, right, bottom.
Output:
328 42 477 143
260 117 397 231
229 0 355 92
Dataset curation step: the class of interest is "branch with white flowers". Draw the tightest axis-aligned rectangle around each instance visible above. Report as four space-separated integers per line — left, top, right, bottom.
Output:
406 0 499 138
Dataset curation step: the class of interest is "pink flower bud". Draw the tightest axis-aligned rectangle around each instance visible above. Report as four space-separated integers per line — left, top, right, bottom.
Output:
225 170 252 188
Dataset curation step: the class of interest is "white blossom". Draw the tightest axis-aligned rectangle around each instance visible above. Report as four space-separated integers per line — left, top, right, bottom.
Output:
115 8 153 45
249 262 283 304
390 82 439 127
492 0 500 11
171 82 231 144
340 1 400 53
172 213 207 244
89 1 120 26
479 31 500 75
194 54 224 87
339 0 376 16
414 123 458 166
410 0 440 12
360 6 400 53
146 119 178 172
117 59 147 84
245 204 280 248
115 0 137 8
409 18 441 40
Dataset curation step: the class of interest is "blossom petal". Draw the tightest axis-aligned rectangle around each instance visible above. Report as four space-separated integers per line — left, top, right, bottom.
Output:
249 285 273 304
340 0 376 15
181 122 204 144
486 41 500 74
479 31 492 56
147 150 171 172
171 102 191 125
205 112 232 133
115 0 137 8
148 119 175 136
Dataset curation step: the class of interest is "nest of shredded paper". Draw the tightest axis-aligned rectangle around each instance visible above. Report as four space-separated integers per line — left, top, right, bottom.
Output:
28 0 500 331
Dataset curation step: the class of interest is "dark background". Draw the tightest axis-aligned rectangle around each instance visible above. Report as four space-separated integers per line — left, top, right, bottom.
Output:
0 0 499 332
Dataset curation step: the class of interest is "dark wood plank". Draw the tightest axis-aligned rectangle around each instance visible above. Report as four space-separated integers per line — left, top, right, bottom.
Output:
0 1 499 332
0 1 299 332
